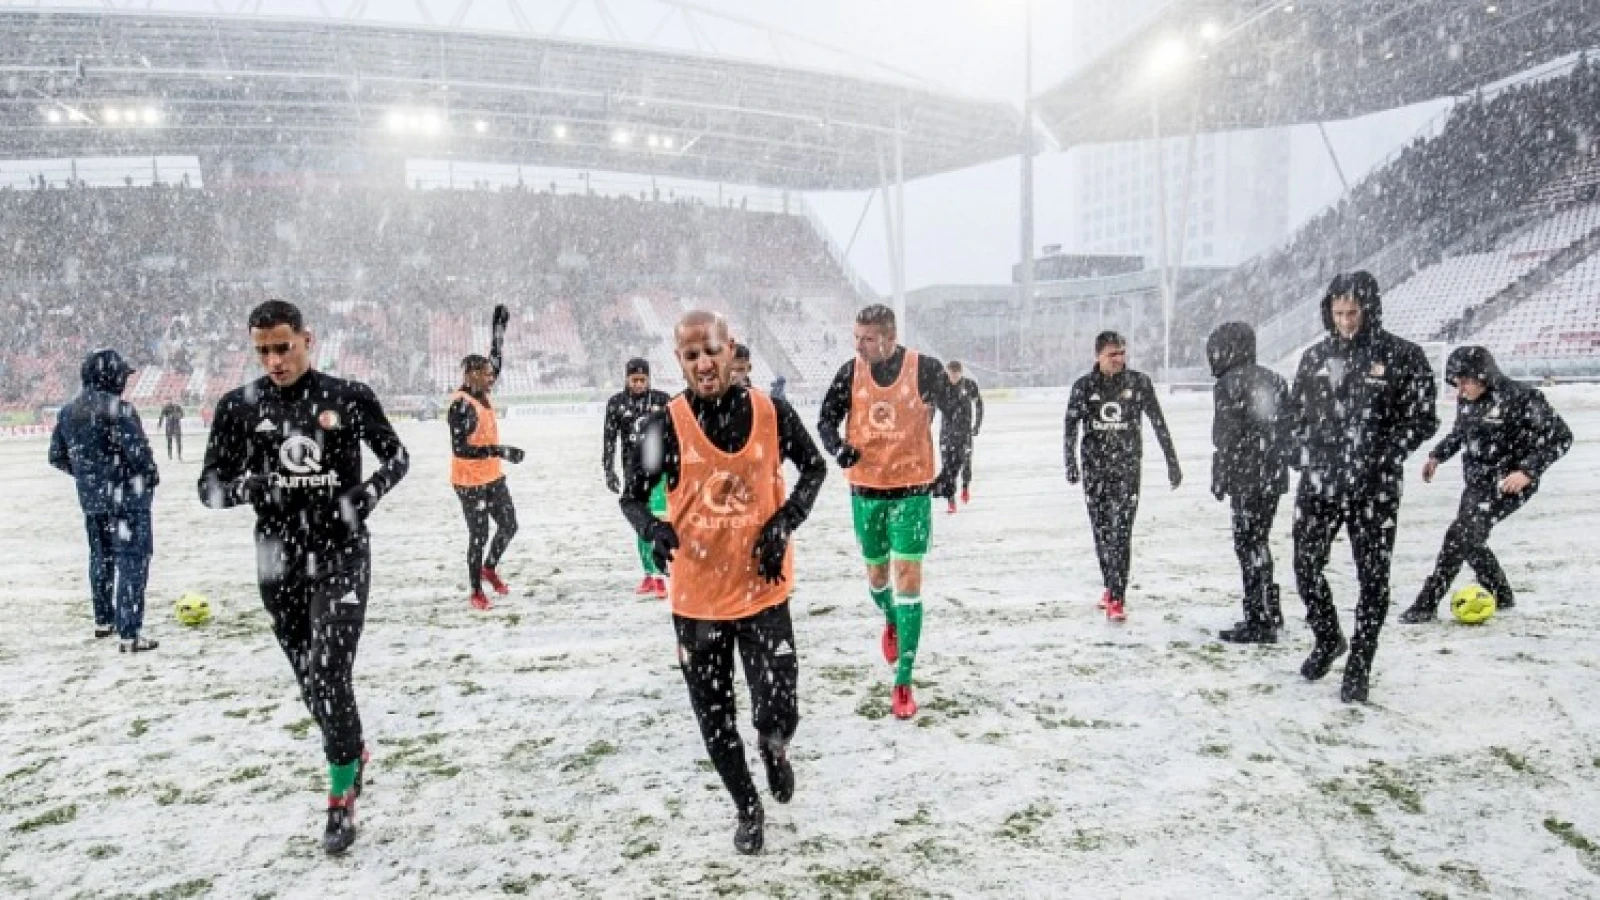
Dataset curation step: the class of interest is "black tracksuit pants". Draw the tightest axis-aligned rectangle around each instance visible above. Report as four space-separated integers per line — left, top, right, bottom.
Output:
673 601 799 814
258 537 369 767
942 427 974 490
165 429 182 460
1084 465 1140 601
455 477 518 594
1230 491 1283 625
1416 486 1529 610
1293 486 1401 680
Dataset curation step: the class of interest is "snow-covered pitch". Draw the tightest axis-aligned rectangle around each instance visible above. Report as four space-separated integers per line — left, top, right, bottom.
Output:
4 387 1599 898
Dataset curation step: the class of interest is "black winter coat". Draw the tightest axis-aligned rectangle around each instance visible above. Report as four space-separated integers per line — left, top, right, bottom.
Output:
49 350 161 516
1289 274 1439 501
1207 323 1291 498
1431 347 1571 492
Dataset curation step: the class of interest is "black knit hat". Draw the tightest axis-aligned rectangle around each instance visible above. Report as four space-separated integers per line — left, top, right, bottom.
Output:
625 357 650 376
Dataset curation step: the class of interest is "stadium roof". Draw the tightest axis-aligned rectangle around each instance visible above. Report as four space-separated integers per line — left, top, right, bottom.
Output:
1036 0 1600 147
0 8 1023 190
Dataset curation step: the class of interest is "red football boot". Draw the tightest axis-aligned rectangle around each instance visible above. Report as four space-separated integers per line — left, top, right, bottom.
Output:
481 567 510 596
891 685 918 720
880 623 899 665
635 575 656 596
470 591 493 611
1098 589 1111 610
961 487 970 505
652 576 669 600
1105 598 1127 623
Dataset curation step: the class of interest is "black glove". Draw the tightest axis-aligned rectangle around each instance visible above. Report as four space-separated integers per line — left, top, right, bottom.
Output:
644 520 680 574
497 446 526 464
235 473 278 508
1168 460 1184 490
1210 475 1225 502
1065 462 1081 485
835 444 862 469
752 513 792 584
604 468 621 494
334 484 377 541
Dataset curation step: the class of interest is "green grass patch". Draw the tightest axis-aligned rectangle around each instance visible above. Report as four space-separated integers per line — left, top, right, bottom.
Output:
229 766 268 784
129 719 150 738
284 718 314 739
13 804 77 833
560 740 617 773
997 801 1054 842
1545 818 1598 853
1490 747 1532 774
144 878 212 899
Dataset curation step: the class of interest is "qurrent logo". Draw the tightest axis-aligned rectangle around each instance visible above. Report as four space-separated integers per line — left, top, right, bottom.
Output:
274 434 341 489
868 401 897 431
689 470 759 530
1091 400 1130 432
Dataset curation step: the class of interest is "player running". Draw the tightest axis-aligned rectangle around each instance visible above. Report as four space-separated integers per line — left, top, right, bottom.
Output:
1062 331 1182 623
818 303 957 719
940 360 984 514
603 358 673 597
621 311 827 855
1399 346 1570 623
450 352 525 611
198 299 410 855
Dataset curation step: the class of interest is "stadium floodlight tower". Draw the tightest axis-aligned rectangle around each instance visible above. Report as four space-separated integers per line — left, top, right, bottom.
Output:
1146 35 1188 383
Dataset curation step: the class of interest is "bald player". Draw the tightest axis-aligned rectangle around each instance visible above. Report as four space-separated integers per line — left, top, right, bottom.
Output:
621 311 827 855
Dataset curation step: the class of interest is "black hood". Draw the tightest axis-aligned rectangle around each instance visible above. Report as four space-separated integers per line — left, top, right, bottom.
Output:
80 349 133 395
1320 270 1384 338
1444 345 1503 387
1206 322 1257 378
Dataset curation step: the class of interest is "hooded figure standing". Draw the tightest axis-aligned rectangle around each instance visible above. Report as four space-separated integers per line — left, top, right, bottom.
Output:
1289 272 1438 703
49 349 161 651
1399 346 1571 623
1206 323 1291 644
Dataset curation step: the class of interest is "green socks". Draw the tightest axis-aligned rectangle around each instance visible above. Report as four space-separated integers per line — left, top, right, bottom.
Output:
329 760 359 798
870 585 895 625
894 594 923 687
637 537 660 576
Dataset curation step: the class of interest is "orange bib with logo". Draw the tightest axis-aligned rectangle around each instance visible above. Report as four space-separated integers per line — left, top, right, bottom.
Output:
449 391 503 487
666 390 792 621
845 350 936 490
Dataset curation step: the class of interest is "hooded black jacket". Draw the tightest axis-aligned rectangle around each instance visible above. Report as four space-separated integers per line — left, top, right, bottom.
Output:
49 349 161 516
1207 323 1291 497
1289 271 1440 500
1430 346 1572 491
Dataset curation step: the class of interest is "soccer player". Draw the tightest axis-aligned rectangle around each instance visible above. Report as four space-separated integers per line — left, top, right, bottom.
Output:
1206 322 1291 643
731 342 753 388
198 300 410 855
449 354 525 611
157 401 185 461
940 360 984 514
1063 331 1182 623
621 311 826 855
818 304 957 719
49 349 161 651
603 358 672 597
1399 346 1570 623
1289 272 1437 702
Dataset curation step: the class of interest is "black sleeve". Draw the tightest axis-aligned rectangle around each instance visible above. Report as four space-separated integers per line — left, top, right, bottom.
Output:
772 396 827 530
48 418 72 474
1517 390 1572 480
601 396 622 474
970 381 984 433
1285 354 1314 468
352 383 410 501
816 360 854 457
620 410 676 538
1391 345 1440 457
918 353 959 419
198 395 250 508
1142 375 1180 468
1063 378 1086 473
448 398 496 459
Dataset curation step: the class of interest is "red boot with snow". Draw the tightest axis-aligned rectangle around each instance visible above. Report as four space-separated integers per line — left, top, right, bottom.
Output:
481 567 510 595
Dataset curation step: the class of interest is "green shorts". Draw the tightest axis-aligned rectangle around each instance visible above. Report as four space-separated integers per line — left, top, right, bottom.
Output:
649 479 668 517
851 494 932 565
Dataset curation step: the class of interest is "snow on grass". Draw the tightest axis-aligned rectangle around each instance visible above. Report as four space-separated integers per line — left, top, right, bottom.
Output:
1 387 1598 897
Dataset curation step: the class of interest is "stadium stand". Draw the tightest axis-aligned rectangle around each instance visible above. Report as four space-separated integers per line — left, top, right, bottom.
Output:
0 186 860 411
